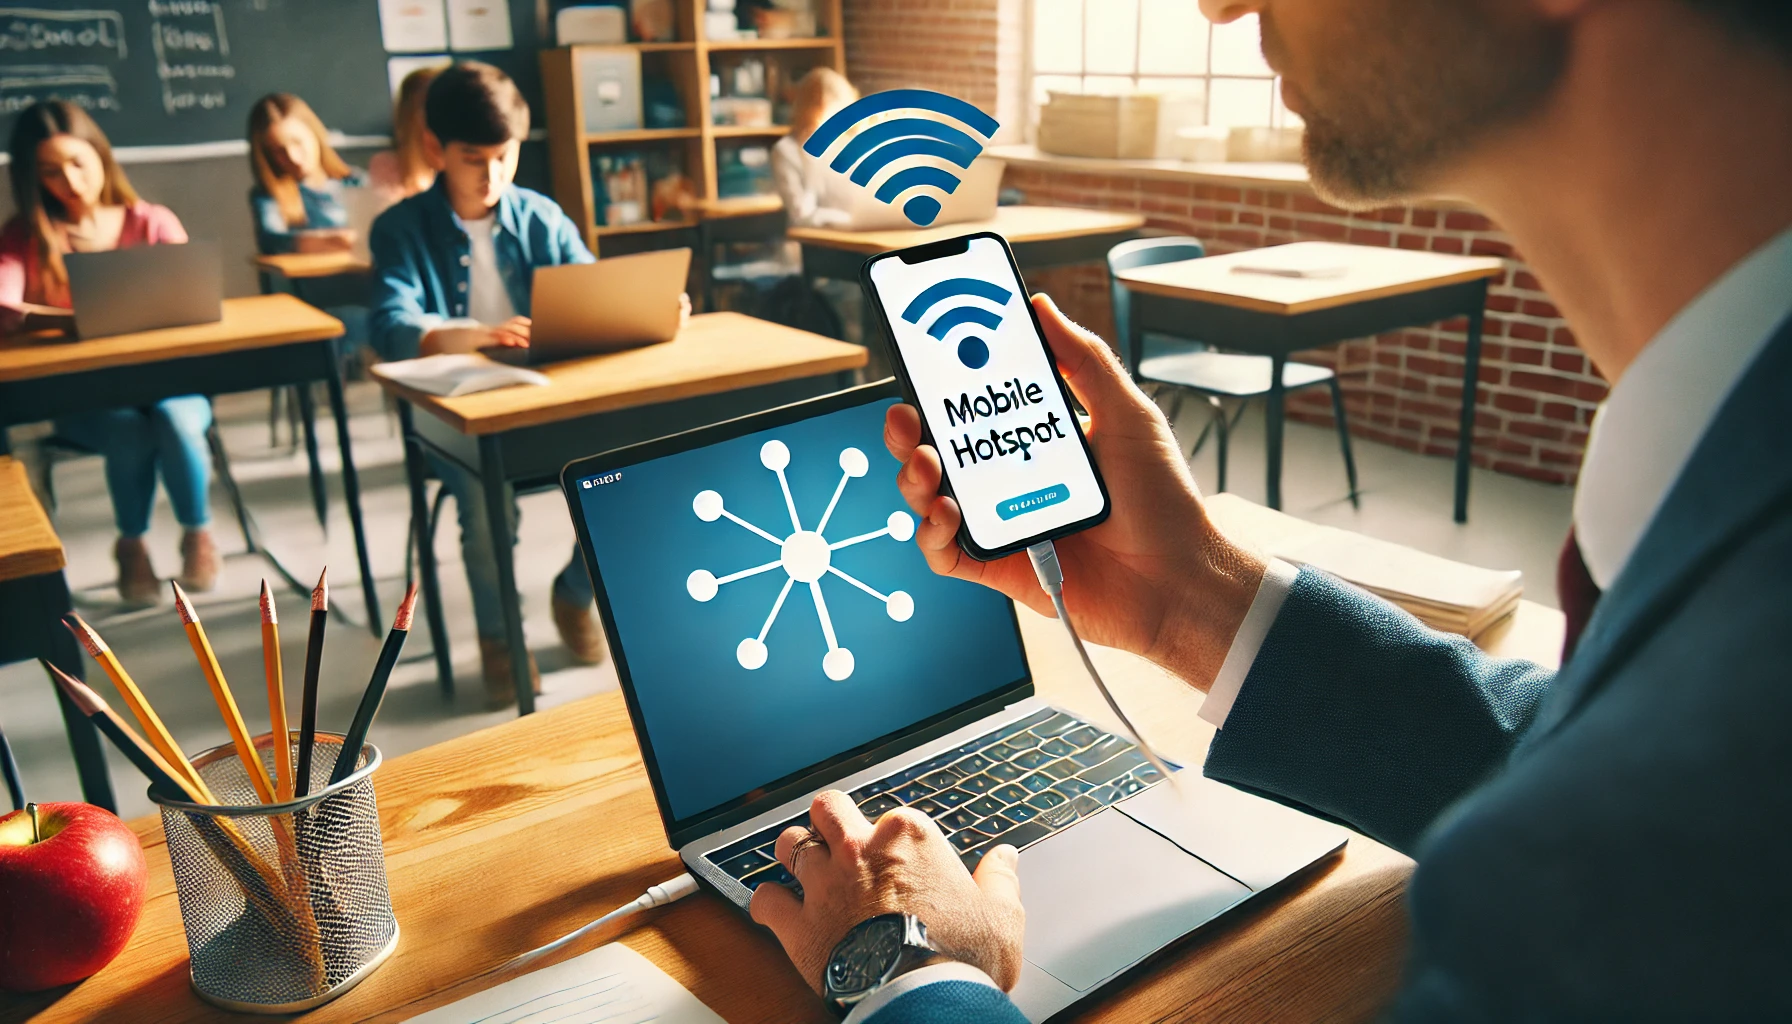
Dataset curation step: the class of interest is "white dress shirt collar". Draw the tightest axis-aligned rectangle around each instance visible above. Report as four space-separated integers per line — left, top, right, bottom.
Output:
1574 227 1792 589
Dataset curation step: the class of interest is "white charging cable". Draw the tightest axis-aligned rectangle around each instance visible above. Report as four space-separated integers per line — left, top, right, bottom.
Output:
489 872 699 976
1027 541 1177 782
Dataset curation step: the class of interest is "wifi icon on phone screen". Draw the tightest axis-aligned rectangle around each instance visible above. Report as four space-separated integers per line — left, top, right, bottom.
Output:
803 89 1001 227
901 278 1015 369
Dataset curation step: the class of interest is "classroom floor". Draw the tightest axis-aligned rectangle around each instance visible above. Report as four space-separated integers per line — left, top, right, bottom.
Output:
1 381 1571 820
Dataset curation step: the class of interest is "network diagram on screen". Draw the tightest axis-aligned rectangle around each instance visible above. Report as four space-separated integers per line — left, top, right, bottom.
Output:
686 440 917 681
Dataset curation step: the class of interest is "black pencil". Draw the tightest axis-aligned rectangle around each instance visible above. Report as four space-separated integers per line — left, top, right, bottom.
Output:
41 660 199 803
295 569 328 798
0 717 24 811
328 583 417 786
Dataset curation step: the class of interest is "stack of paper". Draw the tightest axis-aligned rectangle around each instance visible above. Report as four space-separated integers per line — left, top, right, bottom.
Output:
1205 494 1524 638
372 354 550 398
404 942 724 1024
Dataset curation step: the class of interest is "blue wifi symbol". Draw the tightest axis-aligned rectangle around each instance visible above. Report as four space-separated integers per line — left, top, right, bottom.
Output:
901 278 1015 369
803 89 1001 227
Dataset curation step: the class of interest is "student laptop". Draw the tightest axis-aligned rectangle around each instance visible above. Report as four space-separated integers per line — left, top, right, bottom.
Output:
500 247 691 364
841 157 1006 231
65 242 222 339
561 382 1348 1021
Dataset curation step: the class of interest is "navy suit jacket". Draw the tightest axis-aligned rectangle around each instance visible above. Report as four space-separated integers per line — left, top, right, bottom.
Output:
869 318 1792 1022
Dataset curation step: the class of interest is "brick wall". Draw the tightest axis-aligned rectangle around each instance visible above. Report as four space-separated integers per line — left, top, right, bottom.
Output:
843 0 1003 115
1006 166 1604 484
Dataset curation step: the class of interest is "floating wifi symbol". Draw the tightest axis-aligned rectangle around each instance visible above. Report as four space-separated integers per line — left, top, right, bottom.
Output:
803 89 1001 227
901 278 1015 369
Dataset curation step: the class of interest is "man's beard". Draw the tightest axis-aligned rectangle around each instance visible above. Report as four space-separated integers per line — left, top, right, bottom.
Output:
1262 2 1568 209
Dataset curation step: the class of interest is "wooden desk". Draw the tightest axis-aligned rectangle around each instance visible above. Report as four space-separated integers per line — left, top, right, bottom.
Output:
1116 242 1504 522
253 252 373 281
0 457 112 808
0 295 384 632
376 312 868 710
0 581 1564 1024
791 206 1146 375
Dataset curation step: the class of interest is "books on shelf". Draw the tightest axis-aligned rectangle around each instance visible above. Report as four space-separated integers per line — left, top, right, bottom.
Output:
1204 493 1524 638
371 354 550 398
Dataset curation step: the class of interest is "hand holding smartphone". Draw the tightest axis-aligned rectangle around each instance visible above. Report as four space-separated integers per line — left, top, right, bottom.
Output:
863 233 1111 560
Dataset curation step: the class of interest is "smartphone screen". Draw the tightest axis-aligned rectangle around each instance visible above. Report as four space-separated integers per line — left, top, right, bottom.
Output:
865 233 1110 557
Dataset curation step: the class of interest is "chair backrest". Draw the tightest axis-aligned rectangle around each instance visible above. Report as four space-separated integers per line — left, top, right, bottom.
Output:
1107 236 1206 377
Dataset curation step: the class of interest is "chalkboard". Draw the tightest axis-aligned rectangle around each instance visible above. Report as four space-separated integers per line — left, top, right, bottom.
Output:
0 1 545 153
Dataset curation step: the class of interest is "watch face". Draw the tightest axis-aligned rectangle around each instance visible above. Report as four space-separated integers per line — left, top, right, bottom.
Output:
827 914 906 997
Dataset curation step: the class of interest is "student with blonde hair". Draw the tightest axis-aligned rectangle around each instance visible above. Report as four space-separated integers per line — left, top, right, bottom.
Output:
772 67 862 228
0 101 220 603
368 65 442 204
246 92 364 254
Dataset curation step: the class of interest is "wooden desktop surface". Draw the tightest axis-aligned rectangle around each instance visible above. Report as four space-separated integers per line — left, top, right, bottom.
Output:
787 206 1147 255
0 295 345 383
1 541 1565 1024
253 252 374 279
376 312 867 436
0 456 64 582
1116 241 1505 316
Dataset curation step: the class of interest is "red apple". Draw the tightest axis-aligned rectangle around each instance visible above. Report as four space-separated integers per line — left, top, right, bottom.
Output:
0 802 146 992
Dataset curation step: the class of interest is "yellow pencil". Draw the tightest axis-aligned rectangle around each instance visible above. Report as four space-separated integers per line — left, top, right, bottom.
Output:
62 613 217 804
259 582 294 802
173 582 278 805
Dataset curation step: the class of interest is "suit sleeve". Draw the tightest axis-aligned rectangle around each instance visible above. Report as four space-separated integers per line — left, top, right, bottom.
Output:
846 964 1027 1024
1204 567 1555 853
367 213 437 361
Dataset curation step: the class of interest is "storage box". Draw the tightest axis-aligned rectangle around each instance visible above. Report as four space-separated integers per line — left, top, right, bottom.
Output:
556 5 627 45
1037 93 1161 160
578 48 643 133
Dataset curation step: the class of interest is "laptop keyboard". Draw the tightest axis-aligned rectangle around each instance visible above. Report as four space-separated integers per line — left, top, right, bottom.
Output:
703 708 1168 894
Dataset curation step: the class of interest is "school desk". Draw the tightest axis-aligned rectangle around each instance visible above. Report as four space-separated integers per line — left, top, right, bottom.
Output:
0 456 113 808
0 294 384 633
1115 241 1505 521
0 533 1565 1023
375 312 868 712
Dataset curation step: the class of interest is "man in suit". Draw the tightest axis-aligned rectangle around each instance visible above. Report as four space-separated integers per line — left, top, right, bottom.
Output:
745 0 1792 1019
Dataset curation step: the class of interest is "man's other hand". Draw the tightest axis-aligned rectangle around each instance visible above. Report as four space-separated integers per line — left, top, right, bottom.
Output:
421 316 532 355
750 790 1025 994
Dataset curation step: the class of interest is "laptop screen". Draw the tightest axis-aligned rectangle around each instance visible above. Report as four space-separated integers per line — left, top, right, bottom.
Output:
570 393 1029 830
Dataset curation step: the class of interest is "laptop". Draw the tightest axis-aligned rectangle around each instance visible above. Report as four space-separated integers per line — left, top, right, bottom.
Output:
65 242 222 339
494 247 691 365
560 382 1347 1021
840 157 1007 232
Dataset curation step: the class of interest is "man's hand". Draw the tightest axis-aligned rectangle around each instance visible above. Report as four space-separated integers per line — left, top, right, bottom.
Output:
885 294 1267 688
421 316 531 356
750 791 1025 994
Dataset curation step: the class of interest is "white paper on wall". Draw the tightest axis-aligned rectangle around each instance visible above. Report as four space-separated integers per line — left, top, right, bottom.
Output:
379 0 449 52
447 0 514 51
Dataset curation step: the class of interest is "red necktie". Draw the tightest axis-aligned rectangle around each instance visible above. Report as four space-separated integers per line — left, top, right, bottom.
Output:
1557 530 1603 662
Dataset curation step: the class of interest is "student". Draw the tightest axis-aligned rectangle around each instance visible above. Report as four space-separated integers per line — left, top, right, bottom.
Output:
246 93 364 255
371 61 686 706
0 101 220 604
367 66 442 206
772 68 863 229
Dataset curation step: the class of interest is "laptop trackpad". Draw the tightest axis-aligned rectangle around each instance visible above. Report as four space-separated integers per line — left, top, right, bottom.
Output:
1018 809 1250 992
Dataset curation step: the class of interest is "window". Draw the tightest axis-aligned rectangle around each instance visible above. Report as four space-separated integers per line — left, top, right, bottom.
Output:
1028 0 1298 131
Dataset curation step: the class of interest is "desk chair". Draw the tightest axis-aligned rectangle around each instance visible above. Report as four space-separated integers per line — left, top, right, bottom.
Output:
1109 237 1360 506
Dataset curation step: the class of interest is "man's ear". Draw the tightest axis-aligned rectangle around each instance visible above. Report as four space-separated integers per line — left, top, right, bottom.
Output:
423 130 447 172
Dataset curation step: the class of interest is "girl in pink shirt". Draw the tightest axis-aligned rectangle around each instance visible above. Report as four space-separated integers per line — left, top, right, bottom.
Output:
1 101 219 604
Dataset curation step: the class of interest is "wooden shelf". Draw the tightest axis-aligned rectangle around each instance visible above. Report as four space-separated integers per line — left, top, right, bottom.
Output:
709 124 791 138
705 37 837 50
583 127 704 144
566 41 697 52
594 219 699 237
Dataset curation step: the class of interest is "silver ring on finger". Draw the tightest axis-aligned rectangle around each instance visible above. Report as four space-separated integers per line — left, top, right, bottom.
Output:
787 827 827 876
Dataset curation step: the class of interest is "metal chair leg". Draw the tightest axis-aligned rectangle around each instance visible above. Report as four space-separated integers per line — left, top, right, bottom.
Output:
206 418 259 556
1329 378 1362 509
1209 395 1229 493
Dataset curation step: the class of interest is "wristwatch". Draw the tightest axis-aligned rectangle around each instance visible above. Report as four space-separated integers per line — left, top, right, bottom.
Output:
823 913 946 1016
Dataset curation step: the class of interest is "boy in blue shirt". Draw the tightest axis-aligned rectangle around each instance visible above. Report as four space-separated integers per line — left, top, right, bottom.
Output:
371 61 683 706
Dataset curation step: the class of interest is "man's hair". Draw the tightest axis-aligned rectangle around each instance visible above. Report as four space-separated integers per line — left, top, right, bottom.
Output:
1690 0 1792 56
425 61 530 147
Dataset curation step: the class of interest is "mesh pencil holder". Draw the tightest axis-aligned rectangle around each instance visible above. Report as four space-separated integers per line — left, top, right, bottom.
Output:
151 732 400 1014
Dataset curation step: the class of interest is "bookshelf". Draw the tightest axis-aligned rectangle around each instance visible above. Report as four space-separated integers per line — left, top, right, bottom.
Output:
541 0 846 253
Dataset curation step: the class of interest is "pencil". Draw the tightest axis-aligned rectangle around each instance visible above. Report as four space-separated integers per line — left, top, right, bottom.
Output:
63 613 217 803
172 582 277 805
42 661 321 977
260 581 295 802
295 569 327 798
0 717 23 812
328 583 417 786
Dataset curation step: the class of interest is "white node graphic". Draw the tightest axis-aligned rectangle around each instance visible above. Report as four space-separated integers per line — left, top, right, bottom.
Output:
687 440 917 681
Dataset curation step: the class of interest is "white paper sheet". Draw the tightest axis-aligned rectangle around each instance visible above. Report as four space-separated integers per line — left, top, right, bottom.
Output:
403 943 725 1024
447 0 514 51
380 0 449 52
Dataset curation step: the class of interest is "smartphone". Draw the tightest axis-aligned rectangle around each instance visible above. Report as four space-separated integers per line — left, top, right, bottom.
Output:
862 232 1111 561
